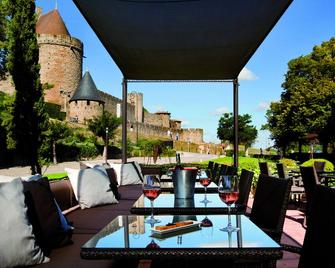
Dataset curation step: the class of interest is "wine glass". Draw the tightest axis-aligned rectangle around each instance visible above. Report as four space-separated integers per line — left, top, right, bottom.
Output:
146 222 160 249
199 169 212 204
143 174 161 224
218 175 239 232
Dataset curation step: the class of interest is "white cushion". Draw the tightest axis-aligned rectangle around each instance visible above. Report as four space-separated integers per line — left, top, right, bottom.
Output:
0 174 42 183
108 162 143 185
65 167 118 209
0 178 48 266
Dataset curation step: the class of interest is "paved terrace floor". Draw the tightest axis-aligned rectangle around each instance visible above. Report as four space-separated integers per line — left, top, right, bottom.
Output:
0 152 304 267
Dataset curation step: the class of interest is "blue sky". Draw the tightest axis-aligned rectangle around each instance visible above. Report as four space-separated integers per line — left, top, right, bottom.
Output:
36 0 335 148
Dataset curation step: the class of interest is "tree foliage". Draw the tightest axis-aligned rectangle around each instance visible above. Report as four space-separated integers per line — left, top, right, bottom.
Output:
87 111 121 161
47 119 72 164
217 113 258 149
264 37 335 153
4 0 49 174
0 0 7 79
87 111 122 142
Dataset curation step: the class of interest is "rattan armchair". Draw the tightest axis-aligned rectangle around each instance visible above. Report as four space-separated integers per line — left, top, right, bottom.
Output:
235 169 254 213
249 175 293 242
259 162 270 176
283 185 335 267
300 166 319 227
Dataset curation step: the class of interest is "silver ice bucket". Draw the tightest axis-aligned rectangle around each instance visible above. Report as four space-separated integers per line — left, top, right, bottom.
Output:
172 168 197 199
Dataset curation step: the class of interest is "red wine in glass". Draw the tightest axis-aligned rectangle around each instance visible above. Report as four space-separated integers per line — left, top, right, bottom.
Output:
200 170 212 204
218 175 239 232
143 187 161 201
200 177 211 187
219 191 239 206
143 175 161 224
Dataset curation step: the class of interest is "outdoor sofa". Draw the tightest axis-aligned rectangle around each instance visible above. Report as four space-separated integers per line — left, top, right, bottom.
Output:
0 162 159 268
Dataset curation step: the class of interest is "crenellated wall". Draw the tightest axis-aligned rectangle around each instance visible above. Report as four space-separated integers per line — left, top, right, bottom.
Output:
98 90 135 122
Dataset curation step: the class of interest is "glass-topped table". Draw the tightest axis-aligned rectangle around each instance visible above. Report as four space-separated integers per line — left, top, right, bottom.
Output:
160 181 218 193
130 193 244 215
81 215 282 265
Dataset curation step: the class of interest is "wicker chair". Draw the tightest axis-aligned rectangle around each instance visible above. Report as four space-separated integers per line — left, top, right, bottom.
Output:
313 161 325 172
283 185 335 268
249 175 293 242
259 162 270 176
300 166 320 226
207 160 214 170
213 164 228 184
235 169 254 213
276 163 286 178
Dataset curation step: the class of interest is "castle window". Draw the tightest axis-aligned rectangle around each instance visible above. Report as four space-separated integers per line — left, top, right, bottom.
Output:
87 100 90 105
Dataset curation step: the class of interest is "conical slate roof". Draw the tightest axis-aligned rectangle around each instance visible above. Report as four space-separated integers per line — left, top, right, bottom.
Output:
36 9 69 36
69 71 105 104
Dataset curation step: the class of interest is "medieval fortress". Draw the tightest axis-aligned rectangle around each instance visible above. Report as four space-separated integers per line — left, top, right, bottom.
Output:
0 8 203 144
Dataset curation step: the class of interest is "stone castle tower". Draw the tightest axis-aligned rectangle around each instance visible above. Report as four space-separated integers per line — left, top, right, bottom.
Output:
36 9 83 111
127 92 143 123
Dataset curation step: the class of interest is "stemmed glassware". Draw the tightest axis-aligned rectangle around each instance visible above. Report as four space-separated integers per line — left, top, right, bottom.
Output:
199 169 212 204
143 174 161 224
146 221 160 249
218 175 239 232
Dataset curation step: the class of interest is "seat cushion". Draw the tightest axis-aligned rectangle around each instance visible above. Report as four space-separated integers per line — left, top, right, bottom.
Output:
23 177 73 255
0 178 47 266
65 168 118 209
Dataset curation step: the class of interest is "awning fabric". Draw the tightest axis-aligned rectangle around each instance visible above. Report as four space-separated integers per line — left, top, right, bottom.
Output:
73 0 293 80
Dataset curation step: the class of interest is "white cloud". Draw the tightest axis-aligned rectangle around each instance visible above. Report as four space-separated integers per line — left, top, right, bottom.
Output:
256 102 269 111
212 107 229 116
181 120 190 127
238 67 258 81
152 105 167 112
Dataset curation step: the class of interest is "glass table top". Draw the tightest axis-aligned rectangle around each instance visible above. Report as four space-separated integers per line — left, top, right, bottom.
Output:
130 193 243 215
82 215 280 250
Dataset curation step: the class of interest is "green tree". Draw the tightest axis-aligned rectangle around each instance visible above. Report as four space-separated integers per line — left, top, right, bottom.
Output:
264 37 335 154
4 0 48 174
87 111 121 162
217 113 258 150
48 119 72 164
0 0 7 79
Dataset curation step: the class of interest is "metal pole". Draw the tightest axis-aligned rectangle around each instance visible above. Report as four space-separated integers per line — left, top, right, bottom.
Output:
122 78 128 164
233 79 239 168
105 127 109 164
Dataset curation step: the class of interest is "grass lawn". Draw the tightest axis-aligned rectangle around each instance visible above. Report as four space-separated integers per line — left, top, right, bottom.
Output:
45 172 67 180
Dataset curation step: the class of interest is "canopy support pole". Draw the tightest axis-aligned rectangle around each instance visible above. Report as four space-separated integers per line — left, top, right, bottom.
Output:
122 78 128 164
233 78 239 168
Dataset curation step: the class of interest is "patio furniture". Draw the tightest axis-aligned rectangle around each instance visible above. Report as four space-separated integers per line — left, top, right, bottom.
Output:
276 163 305 205
249 175 293 242
235 169 254 213
300 166 319 227
259 162 271 176
81 214 283 267
207 161 214 170
130 192 243 215
313 161 325 172
282 185 335 267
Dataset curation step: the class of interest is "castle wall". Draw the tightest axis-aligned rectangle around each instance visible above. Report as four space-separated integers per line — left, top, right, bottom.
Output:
98 90 135 122
69 100 103 123
134 122 170 139
170 120 182 130
0 76 15 95
143 111 170 128
179 128 204 144
38 34 83 108
127 92 143 122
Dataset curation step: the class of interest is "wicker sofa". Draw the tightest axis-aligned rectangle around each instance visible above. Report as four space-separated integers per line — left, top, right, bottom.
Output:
37 177 143 268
